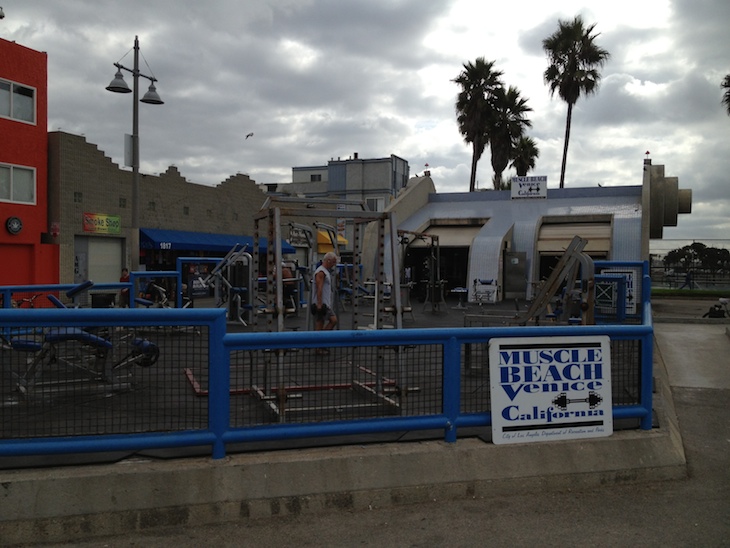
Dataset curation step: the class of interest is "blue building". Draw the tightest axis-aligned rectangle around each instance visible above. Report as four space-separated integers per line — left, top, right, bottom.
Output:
374 158 691 303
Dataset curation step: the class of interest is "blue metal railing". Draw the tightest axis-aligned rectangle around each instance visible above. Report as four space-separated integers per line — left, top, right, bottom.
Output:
0 270 654 461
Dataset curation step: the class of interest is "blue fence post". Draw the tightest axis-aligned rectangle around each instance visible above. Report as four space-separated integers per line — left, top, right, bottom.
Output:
1 289 11 309
442 336 461 443
208 311 230 458
640 271 653 430
640 329 654 430
616 278 627 323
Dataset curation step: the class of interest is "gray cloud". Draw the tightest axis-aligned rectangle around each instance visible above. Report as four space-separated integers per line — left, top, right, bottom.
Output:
2 0 728 241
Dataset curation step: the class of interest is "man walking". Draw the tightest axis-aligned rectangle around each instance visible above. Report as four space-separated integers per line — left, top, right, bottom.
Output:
312 252 338 354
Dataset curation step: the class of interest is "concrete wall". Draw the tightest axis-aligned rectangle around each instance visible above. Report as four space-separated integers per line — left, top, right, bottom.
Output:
0 421 686 545
361 175 435 279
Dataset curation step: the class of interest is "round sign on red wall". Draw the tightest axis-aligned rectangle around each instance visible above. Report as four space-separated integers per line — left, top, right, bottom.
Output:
6 216 23 235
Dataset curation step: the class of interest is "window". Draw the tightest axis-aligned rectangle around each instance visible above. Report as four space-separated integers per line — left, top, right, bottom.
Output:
119 197 127 208
183 206 189 216
366 197 384 212
0 81 8 117
0 79 36 124
310 174 322 182
0 164 36 204
73 192 83 203
148 201 156 211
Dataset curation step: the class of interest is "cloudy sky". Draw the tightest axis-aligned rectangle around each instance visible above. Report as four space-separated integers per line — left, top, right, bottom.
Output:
3 0 728 242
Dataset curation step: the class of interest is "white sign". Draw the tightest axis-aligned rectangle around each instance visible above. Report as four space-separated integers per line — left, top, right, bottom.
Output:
511 176 547 199
600 269 637 315
489 335 613 444
289 226 309 247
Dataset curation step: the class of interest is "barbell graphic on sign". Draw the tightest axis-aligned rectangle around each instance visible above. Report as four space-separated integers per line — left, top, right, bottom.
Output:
552 391 603 411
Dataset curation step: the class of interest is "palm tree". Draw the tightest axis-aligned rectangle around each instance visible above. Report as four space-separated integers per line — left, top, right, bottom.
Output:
543 16 610 188
722 74 730 116
453 58 504 192
510 136 540 177
488 85 533 189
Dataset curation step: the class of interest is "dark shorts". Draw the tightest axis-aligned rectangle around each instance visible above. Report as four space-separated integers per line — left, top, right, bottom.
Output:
315 304 335 321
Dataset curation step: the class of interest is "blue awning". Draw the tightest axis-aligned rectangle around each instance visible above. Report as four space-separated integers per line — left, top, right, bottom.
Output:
140 228 295 254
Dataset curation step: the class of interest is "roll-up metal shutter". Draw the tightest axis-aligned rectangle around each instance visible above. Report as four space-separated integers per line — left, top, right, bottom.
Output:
537 223 611 253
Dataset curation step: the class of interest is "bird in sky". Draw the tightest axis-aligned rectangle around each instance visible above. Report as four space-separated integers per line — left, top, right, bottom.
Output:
245 132 254 139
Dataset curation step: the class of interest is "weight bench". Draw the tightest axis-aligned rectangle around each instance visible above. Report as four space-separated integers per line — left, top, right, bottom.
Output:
17 327 115 396
46 326 112 348
47 280 95 308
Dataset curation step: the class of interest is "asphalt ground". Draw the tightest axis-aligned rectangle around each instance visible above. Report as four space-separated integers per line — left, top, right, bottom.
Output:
39 296 729 548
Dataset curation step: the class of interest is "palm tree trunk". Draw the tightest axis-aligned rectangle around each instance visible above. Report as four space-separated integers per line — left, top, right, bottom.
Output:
469 142 479 192
490 139 510 190
559 102 573 188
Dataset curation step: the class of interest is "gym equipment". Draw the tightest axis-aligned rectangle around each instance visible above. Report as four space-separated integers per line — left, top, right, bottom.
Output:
194 246 254 324
398 229 446 313
513 235 595 326
239 199 411 422
7 281 160 399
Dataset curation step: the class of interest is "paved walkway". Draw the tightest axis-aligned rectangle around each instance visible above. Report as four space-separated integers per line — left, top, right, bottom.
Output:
51 300 729 547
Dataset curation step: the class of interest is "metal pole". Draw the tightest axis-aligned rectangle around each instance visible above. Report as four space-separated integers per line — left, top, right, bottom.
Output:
131 36 141 271
108 36 162 271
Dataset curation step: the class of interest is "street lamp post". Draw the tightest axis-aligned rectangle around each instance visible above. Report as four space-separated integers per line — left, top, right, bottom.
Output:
106 35 163 271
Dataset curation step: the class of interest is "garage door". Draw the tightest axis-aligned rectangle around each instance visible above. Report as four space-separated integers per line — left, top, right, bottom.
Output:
88 238 123 283
537 223 611 253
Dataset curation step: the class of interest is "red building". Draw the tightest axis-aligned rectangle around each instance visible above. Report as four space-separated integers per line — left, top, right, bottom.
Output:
0 38 59 285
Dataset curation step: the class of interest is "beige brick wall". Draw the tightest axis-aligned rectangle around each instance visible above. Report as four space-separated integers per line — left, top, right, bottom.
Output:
49 132 268 283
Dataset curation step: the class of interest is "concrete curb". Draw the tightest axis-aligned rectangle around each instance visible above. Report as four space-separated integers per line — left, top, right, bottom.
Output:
653 317 730 325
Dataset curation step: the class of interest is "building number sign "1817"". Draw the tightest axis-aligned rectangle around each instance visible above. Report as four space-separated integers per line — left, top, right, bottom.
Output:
159 242 172 250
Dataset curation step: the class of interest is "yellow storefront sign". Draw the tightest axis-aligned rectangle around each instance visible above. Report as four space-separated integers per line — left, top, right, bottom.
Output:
83 213 121 234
